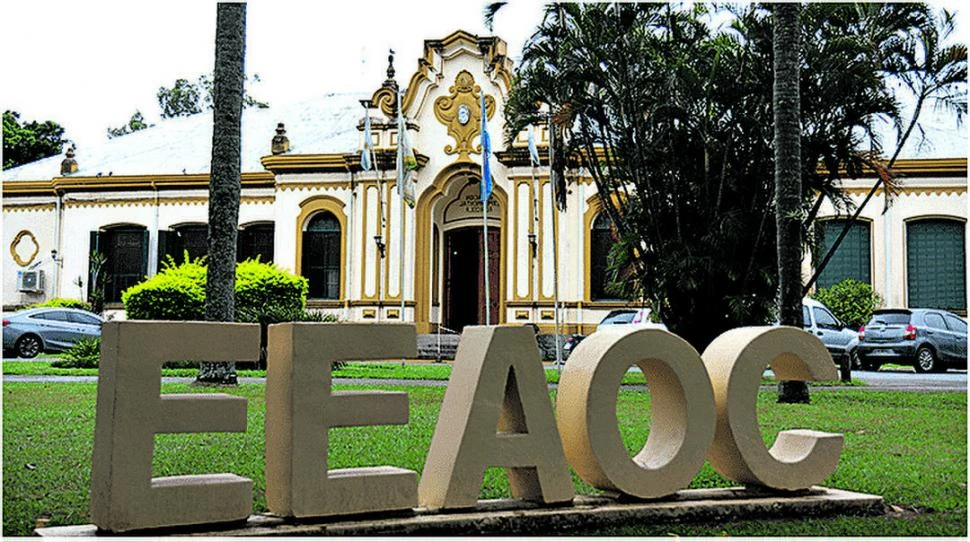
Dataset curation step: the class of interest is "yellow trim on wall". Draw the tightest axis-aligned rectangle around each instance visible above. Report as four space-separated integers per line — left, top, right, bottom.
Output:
10 230 40 267
294 195 347 301
843 185 967 197
2 172 275 197
2 203 56 213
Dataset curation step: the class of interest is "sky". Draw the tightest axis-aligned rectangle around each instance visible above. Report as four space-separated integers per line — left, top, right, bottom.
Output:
1 0 967 154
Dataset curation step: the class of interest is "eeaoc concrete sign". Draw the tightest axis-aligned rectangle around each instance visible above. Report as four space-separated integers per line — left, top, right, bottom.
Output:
88 321 844 533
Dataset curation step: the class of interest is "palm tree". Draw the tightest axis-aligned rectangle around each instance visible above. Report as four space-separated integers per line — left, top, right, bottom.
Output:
197 2 246 385
773 3 808 404
802 5 966 295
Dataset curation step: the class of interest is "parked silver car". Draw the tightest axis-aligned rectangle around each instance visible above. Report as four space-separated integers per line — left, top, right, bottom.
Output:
802 298 860 368
2 307 103 358
858 309 967 373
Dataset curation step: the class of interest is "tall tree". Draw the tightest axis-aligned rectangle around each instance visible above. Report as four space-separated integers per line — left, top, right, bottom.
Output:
772 4 808 404
803 5 967 294
197 2 246 386
2 110 70 169
506 3 931 352
157 73 268 119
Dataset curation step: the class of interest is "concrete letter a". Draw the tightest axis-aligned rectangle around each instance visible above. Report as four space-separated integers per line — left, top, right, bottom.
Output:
419 326 574 510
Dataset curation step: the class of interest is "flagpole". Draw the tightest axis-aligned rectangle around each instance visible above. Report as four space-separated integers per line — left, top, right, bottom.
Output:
548 112 563 371
483 193 491 326
481 94 492 327
397 88 407 367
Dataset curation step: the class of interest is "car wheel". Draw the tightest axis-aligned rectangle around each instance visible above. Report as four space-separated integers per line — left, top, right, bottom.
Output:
914 346 939 373
14 335 42 359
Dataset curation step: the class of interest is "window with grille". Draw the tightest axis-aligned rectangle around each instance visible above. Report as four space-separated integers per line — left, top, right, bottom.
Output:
302 212 341 299
818 219 871 289
590 213 615 300
907 219 966 311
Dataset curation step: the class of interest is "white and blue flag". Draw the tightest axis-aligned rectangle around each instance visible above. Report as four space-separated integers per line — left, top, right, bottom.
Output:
480 93 493 203
527 126 540 166
361 107 373 172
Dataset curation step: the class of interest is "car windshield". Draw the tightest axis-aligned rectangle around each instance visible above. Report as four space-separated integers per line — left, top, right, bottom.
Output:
602 311 636 325
869 312 911 325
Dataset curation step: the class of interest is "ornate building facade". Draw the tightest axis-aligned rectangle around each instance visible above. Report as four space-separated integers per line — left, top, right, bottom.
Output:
3 31 968 331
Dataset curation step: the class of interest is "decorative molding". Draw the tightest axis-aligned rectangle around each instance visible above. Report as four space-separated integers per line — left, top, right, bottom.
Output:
843 185 967 197
368 30 513 118
10 230 40 267
277 181 353 192
2 172 274 197
262 151 428 175
433 70 495 161
2 203 56 213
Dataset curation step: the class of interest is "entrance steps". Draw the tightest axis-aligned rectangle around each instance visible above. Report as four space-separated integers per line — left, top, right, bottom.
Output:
416 334 461 360
415 333 570 362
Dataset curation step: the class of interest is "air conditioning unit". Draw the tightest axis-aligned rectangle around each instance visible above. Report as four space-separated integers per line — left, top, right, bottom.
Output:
17 270 45 292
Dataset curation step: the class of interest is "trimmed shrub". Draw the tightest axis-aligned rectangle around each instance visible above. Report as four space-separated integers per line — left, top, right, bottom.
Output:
235 259 308 315
27 298 93 312
122 256 308 322
812 278 882 329
52 337 101 368
122 256 207 320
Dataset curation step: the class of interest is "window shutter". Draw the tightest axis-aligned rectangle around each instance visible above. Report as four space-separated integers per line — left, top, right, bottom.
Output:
140 230 150 276
908 220 966 311
157 230 170 271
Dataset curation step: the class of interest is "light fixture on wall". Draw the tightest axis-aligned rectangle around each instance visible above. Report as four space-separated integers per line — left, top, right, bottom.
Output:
527 233 538 257
374 235 386 258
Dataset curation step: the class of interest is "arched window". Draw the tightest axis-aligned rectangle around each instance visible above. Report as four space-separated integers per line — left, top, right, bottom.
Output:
907 218 966 311
590 213 615 300
302 212 341 299
817 219 871 289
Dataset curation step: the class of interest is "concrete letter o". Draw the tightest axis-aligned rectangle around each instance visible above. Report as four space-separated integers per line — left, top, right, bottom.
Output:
557 328 716 499
702 326 844 490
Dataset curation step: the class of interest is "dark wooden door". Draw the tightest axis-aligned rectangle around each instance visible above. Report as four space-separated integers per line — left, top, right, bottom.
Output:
479 229 500 325
444 227 500 330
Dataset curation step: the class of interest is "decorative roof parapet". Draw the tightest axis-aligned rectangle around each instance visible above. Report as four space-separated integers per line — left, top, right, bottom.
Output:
369 30 513 118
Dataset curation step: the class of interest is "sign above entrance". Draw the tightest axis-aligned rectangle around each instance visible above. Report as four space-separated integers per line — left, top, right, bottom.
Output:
444 182 500 224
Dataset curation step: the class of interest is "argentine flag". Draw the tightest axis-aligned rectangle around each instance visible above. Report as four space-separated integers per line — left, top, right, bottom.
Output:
361 107 373 172
480 93 493 203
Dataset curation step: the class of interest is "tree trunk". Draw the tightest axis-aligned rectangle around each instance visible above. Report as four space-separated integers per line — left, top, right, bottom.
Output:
772 4 809 404
197 2 246 386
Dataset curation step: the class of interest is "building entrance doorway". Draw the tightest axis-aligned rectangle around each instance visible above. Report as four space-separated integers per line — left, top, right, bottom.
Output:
444 226 500 331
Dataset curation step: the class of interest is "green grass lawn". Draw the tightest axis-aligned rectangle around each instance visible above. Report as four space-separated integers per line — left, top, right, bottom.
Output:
3 360 864 386
3 382 963 536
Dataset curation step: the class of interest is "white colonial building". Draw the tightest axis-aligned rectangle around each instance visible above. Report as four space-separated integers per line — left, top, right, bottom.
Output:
3 30 967 333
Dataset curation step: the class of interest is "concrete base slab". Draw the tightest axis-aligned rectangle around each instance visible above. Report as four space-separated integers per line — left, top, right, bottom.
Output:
36 486 883 537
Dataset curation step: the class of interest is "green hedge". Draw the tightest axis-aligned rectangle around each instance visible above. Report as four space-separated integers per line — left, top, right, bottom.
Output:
812 278 882 329
122 257 308 321
26 298 92 312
